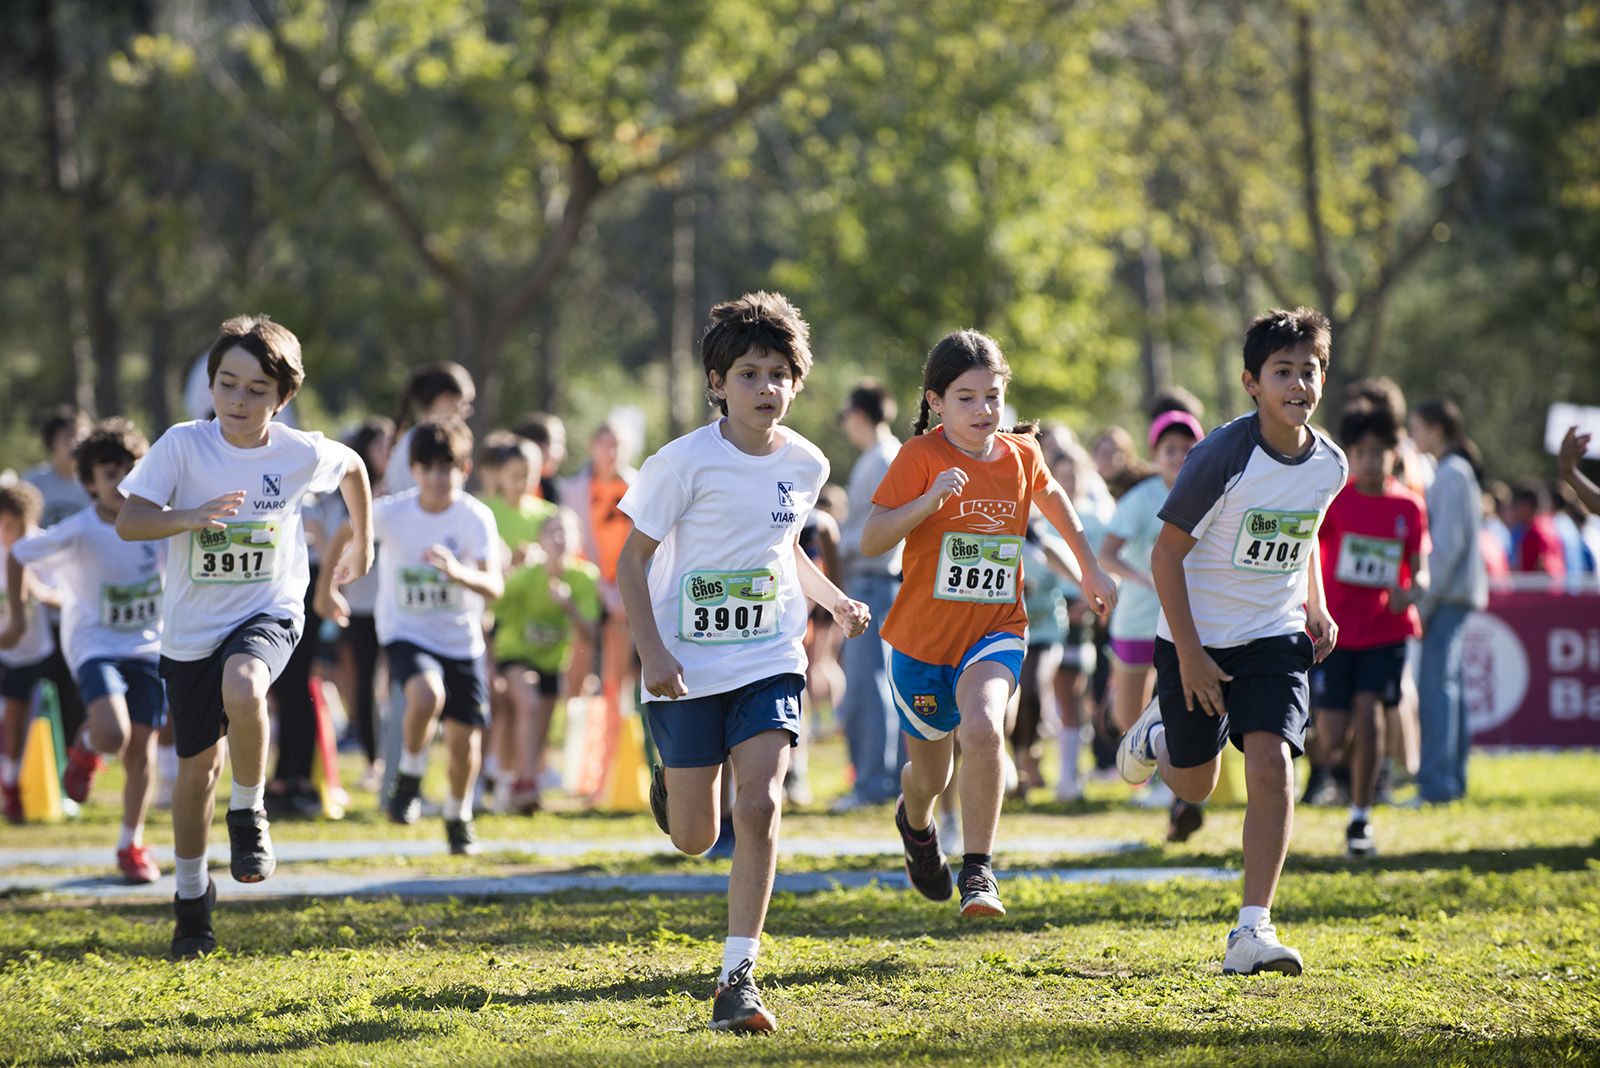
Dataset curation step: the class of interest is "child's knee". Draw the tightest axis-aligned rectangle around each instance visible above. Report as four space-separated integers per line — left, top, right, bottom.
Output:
405 673 446 712
956 712 1004 752
671 820 719 856
732 784 780 836
220 658 270 712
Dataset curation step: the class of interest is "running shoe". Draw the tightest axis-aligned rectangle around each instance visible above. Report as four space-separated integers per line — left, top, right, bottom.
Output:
1117 698 1164 785
225 806 276 883
445 816 481 856
169 880 217 961
957 863 1006 917
63 744 106 804
649 764 670 835
1346 817 1376 857
116 843 160 884
895 797 953 901
1222 923 1304 976
1167 799 1205 843
709 959 776 1032
387 772 423 825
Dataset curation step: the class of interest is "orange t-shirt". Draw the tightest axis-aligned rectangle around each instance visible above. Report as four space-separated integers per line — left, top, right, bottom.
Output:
873 429 1051 667
589 475 632 583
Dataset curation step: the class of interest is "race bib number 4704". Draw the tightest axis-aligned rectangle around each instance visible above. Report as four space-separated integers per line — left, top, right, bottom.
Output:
679 568 779 644
936 533 1022 603
190 522 280 584
1231 509 1318 573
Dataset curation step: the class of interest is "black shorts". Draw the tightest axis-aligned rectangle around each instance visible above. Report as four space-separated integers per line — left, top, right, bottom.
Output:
1311 641 1407 712
1153 632 1314 768
499 659 561 698
385 640 489 728
159 615 300 758
0 657 46 701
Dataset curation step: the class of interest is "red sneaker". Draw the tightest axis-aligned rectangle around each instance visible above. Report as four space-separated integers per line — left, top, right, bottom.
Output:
1 782 21 823
117 843 160 884
64 745 106 804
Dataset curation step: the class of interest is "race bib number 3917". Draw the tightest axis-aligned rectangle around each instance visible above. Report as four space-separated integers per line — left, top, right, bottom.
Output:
190 522 280 584
1231 509 1318 573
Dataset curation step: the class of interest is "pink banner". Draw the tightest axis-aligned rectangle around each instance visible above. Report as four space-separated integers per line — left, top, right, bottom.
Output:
1465 588 1600 747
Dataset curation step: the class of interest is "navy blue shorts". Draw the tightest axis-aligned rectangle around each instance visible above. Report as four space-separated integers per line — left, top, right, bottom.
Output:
385 641 489 728
1311 641 1407 712
1153 633 1314 768
0 657 46 701
889 632 1026 741
160 614 300 758
644 672 803 768
76 657 167 729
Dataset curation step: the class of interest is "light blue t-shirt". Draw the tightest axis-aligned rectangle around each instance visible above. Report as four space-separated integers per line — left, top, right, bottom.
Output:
1106 475 1169 640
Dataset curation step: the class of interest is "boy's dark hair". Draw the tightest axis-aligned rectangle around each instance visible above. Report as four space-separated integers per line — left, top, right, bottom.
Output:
914 329 1036 436
343 417 394 484
479 430 538 470
1338 404 1400 450
701 292 813 415
1146 386 1204 421
40 405 90 452
1345 376 1407 424
1510 479 1550 513
409 416 474 470
844 380 897 428
1414 397 1485 480
512 412 563 452
207 314 304 404
0 480 44 525
395 362 475 433
1242 307 1332 379
74 418 149 486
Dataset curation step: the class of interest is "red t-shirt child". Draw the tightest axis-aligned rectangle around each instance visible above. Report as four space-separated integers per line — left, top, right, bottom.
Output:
1317 477 1430 650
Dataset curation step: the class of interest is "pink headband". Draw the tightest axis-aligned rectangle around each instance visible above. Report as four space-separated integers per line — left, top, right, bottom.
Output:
1149 410 1205 448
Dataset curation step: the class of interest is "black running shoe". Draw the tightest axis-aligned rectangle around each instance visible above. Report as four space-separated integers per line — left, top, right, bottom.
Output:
169 880 216 960
709 959 776 1032
1167 799 1205 843
895 796 952 901
445 816 480 856
226 807 275 883
957 863 1005 917
649 764 670 836
388 772 423 825
1346 817 1376 857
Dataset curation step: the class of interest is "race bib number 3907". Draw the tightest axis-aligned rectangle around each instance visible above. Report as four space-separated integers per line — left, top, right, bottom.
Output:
679 568 779 644
190 522 280 584
1231 509 1318 573
935 533 1023 603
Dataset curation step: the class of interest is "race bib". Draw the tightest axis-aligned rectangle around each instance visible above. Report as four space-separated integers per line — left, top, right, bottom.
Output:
935 533 1023 603
101 576 161 630
1336 533 1403 589
1232 510 1318 573
679 568 779 645
524 621 565 648
398 566 463 613
190 522 280 584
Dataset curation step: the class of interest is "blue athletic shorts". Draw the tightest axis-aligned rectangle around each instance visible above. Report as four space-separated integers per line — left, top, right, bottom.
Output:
0 657 46 701
889 632 1027 741
644 672 804 769
76 657 167 729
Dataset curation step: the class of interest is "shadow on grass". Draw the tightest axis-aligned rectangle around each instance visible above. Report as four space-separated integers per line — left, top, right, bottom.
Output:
29 1017 442 1066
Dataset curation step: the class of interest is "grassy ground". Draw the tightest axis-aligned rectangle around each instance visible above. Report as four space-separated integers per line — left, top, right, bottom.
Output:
2 746 1597 1066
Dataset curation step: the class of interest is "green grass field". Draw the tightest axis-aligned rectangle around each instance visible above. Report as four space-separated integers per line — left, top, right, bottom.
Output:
3 745 1597 1066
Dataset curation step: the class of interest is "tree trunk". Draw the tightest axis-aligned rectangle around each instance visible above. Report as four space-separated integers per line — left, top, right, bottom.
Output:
1139 231 1172 402
668 176 698 439
83 202 120 417
146 307 174 430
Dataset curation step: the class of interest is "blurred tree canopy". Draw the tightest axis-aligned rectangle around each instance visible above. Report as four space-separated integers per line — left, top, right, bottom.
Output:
1 0 1595 478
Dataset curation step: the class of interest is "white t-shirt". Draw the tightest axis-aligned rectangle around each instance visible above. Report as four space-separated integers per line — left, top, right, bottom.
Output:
119 419 352 661
373 489 499 660
0 540 55 667
619 421 828 702
12 507 166 670
1106 475 1168 641
1156 413 1348 648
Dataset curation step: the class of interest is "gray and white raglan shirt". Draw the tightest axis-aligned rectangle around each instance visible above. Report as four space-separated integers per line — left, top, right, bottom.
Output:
1155 413 1348 649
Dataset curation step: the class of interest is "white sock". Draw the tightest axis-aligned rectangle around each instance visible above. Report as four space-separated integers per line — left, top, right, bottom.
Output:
0 755 17 786
1058 726 1082 793
720 936 761 985
1349 805 1371 823
1238 905 1270 930
1150 723 1170 765
444 794 473 822
175 854 209 900
482 753 499 780
229 780 264 812
118 821 143 850
399 748 428 777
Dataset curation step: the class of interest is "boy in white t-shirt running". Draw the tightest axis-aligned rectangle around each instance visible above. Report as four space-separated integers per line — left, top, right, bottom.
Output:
1119 308 1348 977
118 315 373 959
318 417 502 855
4 419 168 883
618 292 869 1033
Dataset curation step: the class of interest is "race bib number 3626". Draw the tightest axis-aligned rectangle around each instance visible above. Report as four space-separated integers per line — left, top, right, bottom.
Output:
1231 509 1318 573
190 522 280 584
935 533 1023 603
679 568 779 644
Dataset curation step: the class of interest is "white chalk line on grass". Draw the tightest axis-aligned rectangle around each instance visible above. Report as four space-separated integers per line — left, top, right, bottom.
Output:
0 865 1234 901
0 835 1144 871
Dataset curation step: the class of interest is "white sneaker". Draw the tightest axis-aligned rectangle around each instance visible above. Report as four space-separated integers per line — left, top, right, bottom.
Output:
1223 923 1303 976
1117 698 1164 785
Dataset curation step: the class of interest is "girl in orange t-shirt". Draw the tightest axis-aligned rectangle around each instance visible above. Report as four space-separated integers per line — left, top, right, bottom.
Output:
861 330 1117 917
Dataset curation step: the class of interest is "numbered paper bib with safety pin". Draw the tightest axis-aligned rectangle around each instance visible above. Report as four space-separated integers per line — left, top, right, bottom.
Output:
679 568 779 644
1231 509 1318 573
190 522 280 584
101 576 161 629
935 533 1023 603
1336 533 1403 588
399 566 464 613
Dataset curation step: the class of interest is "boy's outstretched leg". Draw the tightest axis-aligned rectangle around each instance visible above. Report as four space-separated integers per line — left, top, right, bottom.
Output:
170 741 224 959
118 723 160 883
897 733 955 902
442 720 483 855
952 661 1014 916
661 763 722 856
220 654 274 883
390 672 444 825
1224 731 1301 976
